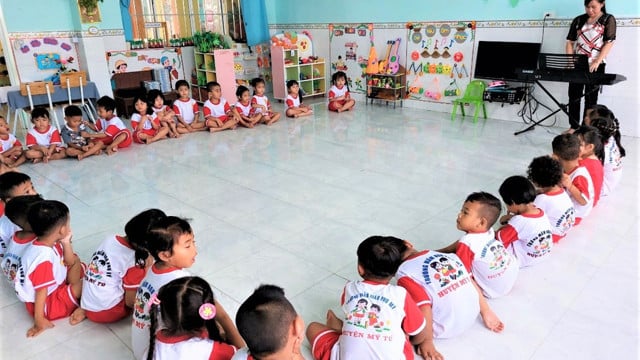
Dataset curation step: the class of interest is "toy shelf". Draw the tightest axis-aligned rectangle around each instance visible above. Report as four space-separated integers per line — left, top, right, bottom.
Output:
271 46 326 100
192 50 236 104
366 72 406 109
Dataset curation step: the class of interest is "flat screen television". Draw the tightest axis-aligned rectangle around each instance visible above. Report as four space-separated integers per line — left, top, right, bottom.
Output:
474 41 541 81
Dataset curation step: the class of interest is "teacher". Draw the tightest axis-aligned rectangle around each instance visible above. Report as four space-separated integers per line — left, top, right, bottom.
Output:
565 0 616 133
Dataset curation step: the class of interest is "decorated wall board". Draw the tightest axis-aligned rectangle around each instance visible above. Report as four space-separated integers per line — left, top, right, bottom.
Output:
405 21 476 103
11 36 80 83
106 48 185 87
328 23 374 93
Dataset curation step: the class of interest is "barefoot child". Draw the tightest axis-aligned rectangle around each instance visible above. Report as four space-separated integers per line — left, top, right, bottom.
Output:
251 77 280 125
130 95 170 145
61 105 105 160
89 96 132 155
24 108 66 163
233 85 261 128
203 81 239 133
172 80 206 133
285 80 313 118
0 115 26 167
148 89 179 138
328 71 355 112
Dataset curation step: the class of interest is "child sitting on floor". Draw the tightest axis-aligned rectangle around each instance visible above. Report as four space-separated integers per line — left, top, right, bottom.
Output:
250 77 280 125
285 80 313 118
584 105 625 197
203 81 239 133
527 155 575 243
307 236 429 360
233 85 261 128
575 125 604 207
497 176 553 267
328 71 355 112
233 284 305 360
87 96 132 155
24 107 66 163
130 95 169 145
0 172 37 256
61 105 104 160
0 115 26 167
148 89 179 138
172 80 206 133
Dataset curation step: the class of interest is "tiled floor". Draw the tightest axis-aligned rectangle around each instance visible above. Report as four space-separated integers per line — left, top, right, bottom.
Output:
0 99 637 359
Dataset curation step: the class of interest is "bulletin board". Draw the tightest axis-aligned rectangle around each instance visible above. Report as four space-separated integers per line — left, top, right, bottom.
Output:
106 48 185 87
329 23 374 93
405 21 476 103
11 36 80 83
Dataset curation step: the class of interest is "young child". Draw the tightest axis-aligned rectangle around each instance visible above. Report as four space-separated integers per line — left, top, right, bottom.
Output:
250 77 280 125
172 80 206 133
552 133 595 225
146 276 243 360
437 192 519 299
496 176 553 267
15 200 83 337
88 96 132 155
307 236 429 360
148 89 179 138
70 209 166 325
233 85 261 128
24 107 66 163
0 115 26 167
203 81 239 133
527 155 576 243
1 195 43 284
285 80 313 118
575 125 604 207
589 114 625 197
61 105 105 160
328 71 355 113
393 237 502 360
130 95 169 145
0 172 37 257
233 284 305 360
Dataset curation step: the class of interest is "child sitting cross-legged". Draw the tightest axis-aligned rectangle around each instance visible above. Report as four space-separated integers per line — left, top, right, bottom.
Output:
0 115 26 168
24 107 66 163
203 81 239 133
233 86 261 128
574 125 604 207
61 105 105 160
148 89 179 138
130 95 170 145
87 96 132 155
306 236 430 360
173 80 206 133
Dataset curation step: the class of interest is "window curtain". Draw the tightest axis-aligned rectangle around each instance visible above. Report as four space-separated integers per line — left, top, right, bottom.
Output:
120 0 133 40
240 0 269 46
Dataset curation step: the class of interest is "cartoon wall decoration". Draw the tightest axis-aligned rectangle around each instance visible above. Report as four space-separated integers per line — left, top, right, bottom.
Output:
405 21 476 103
329 23 373 93
11 37 80 83
106 48 185 87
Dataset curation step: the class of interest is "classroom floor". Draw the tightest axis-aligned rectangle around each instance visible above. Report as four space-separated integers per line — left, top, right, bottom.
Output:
0 99 637 359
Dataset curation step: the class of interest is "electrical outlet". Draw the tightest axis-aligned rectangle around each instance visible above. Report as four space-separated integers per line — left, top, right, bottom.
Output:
543 11 555 18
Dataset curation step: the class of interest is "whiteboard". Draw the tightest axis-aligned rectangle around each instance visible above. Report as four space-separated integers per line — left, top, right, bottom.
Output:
11 37 80 83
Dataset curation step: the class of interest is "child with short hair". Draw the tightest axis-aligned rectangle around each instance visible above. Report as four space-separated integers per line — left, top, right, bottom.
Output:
1 195 43 284
70 209 166 325
203 81 239 133
552 133 595 225
285 80 313 118
575 125 604 207
437 192 519 298
15 200 83 337
148 89 179 138
496 176 553 267
89 96 132 155
589 114 625 197
172 80 206 133
146 276 242 360
233 284 305 360
130 95 169 145
0 172 37 256
233 85 261 128
61 105 105 160
307 236 429 360
527 156 576 243
328 71 355 112
250 77 280 125
0 115 26 167
24 107 66 163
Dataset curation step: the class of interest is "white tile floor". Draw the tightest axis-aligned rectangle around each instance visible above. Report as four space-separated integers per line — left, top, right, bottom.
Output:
0 99 638 359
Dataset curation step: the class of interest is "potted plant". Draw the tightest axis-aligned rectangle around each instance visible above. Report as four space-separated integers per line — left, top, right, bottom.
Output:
78 0 103 14
192 31 230 53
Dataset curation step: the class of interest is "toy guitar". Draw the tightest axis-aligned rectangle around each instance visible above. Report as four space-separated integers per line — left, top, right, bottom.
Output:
366 35 379 75
387 37 401 74
378 40 394 74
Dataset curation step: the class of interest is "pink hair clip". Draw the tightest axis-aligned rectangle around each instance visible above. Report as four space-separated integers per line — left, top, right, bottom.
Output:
199 303 216 320
146 293 161 312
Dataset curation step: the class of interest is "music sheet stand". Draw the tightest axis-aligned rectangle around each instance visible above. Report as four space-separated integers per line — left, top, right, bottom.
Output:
514 53 589 136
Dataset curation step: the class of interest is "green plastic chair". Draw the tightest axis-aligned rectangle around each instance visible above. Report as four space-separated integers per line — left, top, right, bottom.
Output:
451 80 487 123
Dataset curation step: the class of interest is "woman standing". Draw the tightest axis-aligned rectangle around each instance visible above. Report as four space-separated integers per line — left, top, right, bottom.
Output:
565 0 616 133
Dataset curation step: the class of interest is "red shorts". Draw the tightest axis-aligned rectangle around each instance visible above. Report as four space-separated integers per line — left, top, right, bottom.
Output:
96 129 132 148
85 298 130 323
205 116 228 127
311 329 340 360
133 128 158 144
26 283 79 320
328 99 353 112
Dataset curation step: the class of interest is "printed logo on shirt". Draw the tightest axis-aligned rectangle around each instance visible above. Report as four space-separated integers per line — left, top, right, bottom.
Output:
345 298 390 332
526 230 553 258
2 255 23 282
84 250 112 287
421 254 472 298
480 239 512 271
556 207 576 235
132 281 155 329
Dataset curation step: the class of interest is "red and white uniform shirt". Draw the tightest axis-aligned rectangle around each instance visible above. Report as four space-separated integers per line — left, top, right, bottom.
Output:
231 348 253 360
152 104 172 116
96 116 128 138
328 85 350 100
172 98 199 124
285 94 301 109
579 158 603 207
566 165 594 223
251 94 271 114
130 113 160 131
147 332 236 360
131 264 190 360
496 209 553 267
26 125 62 147
456 229 518 298
601 136 623 197
234 101 254 117
0 133 22 153
1 232 36 284
81 235 146 313
203 98 231 118
396 250 479 339
0 215 20 258
317 280 426 360
14 241 67 303
534 189 575 242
